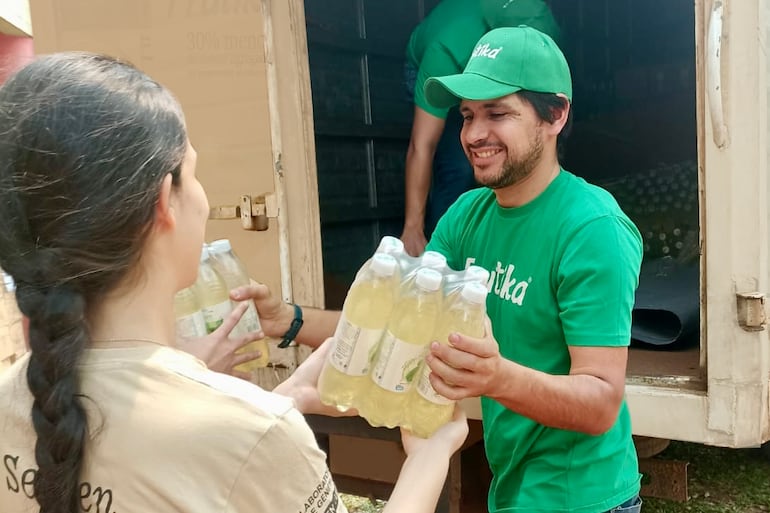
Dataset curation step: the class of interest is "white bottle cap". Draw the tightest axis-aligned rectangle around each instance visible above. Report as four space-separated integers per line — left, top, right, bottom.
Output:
461 281 488 304
465 265 490 285
421 251 447 271
371 253 397 276
377 236 405 255
415 268 442 292
208 239 232 254
200 245 211 262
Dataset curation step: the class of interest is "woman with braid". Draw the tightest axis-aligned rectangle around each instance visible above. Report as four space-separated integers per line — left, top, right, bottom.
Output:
0 52 467 513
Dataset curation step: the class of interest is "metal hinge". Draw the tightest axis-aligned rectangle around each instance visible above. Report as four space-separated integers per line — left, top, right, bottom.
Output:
736 292 767 331
208 193 278 231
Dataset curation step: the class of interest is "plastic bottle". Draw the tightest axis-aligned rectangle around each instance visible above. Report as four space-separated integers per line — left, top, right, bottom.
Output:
444 264 491 299
465 265 491 287
354 236 405 281
173 286 207 339
377 235 405 256
408 281 488 438
361 267 444 428
421 250 447 272
399 250 447 293
318 252 400 411
208 239 270 369
194 246 237 335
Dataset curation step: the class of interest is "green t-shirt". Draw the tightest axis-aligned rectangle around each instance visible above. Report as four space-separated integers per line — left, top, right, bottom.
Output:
406 0 561 119
427 170 643 513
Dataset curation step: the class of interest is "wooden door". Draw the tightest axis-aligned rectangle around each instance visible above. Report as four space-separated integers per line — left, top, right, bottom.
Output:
28 0 324 389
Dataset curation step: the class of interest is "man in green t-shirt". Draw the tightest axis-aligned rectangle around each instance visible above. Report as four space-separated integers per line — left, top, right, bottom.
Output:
400 0 559 257
232 24 643 513
418 26 643 512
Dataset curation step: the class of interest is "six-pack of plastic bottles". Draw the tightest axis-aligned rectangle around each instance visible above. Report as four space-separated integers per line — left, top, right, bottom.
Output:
173 240 270 371
318 236 489 437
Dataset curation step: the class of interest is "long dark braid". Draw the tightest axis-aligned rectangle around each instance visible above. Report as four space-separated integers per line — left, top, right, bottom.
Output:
0 52 187 513
17 280 88 512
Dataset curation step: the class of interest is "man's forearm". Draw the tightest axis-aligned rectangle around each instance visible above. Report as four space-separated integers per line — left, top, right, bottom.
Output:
490 359 624 435
403 146 432 229
263 300 340 349
294 306 341 348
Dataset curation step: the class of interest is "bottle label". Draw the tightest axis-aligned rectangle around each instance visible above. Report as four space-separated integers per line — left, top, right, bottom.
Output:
371 331 427 393
176 311 208 339
201 300 232 333
237 304 262 333
415 364 452 405
329 314 384 376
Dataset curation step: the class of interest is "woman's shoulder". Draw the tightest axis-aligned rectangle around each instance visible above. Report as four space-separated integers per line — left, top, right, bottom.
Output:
79 346 298 435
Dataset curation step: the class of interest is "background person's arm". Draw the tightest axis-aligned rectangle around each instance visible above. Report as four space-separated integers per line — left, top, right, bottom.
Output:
401 106 447 256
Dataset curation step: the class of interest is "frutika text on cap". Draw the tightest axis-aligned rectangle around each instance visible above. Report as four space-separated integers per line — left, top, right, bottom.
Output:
472 43 503 59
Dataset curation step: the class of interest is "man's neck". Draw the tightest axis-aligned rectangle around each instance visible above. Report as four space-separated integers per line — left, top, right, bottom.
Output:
493 155 562 208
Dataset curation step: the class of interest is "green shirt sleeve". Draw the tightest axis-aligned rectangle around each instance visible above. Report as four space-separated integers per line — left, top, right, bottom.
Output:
556 215 643 347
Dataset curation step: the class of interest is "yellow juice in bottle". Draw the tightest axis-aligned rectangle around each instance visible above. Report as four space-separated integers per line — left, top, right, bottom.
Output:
173 286 207 340
208 239 269 370
362 267 443 428
318 253 399 411
408 281 487 437
195 247 236 335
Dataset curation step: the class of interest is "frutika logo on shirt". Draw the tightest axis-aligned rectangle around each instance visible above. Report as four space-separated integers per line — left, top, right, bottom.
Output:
471 42 503 59
491 261 531 305
464 258 531 306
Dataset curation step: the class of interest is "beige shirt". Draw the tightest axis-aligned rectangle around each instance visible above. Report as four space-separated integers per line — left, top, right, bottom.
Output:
0 346 348 513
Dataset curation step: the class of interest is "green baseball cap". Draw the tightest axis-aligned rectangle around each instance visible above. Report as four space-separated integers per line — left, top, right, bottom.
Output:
424 26 572 109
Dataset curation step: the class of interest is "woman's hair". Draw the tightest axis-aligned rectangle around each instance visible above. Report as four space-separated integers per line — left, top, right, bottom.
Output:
0 52 188 513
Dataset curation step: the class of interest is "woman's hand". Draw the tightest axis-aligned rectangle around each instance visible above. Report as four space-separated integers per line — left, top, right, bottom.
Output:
400 405 469 457
176 302 264 380
273 338 357 417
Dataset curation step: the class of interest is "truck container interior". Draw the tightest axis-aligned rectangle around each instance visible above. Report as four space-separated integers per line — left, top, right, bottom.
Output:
304 0 701 386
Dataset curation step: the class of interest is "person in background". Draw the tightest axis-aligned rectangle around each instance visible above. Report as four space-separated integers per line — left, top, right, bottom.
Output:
400 0 560 256
237 26 644 512
0 52 468 513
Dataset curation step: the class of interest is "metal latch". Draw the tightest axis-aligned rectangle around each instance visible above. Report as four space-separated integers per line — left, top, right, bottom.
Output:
736 292 766 331
209 193 278 231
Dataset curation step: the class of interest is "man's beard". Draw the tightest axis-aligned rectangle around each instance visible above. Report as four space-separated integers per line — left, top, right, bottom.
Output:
475 128 544 190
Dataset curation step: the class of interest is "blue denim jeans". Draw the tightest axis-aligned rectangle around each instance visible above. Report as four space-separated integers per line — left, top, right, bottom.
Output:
605 495 642 513
403 61 476 236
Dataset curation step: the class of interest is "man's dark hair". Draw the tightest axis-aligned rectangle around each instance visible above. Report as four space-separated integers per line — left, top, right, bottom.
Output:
518 90 573 159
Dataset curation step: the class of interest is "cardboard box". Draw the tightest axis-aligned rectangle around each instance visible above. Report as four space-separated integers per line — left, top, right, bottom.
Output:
0 0 31 37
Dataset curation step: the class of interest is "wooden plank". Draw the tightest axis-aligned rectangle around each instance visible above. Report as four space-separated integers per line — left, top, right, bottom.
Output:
261 0 326 372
